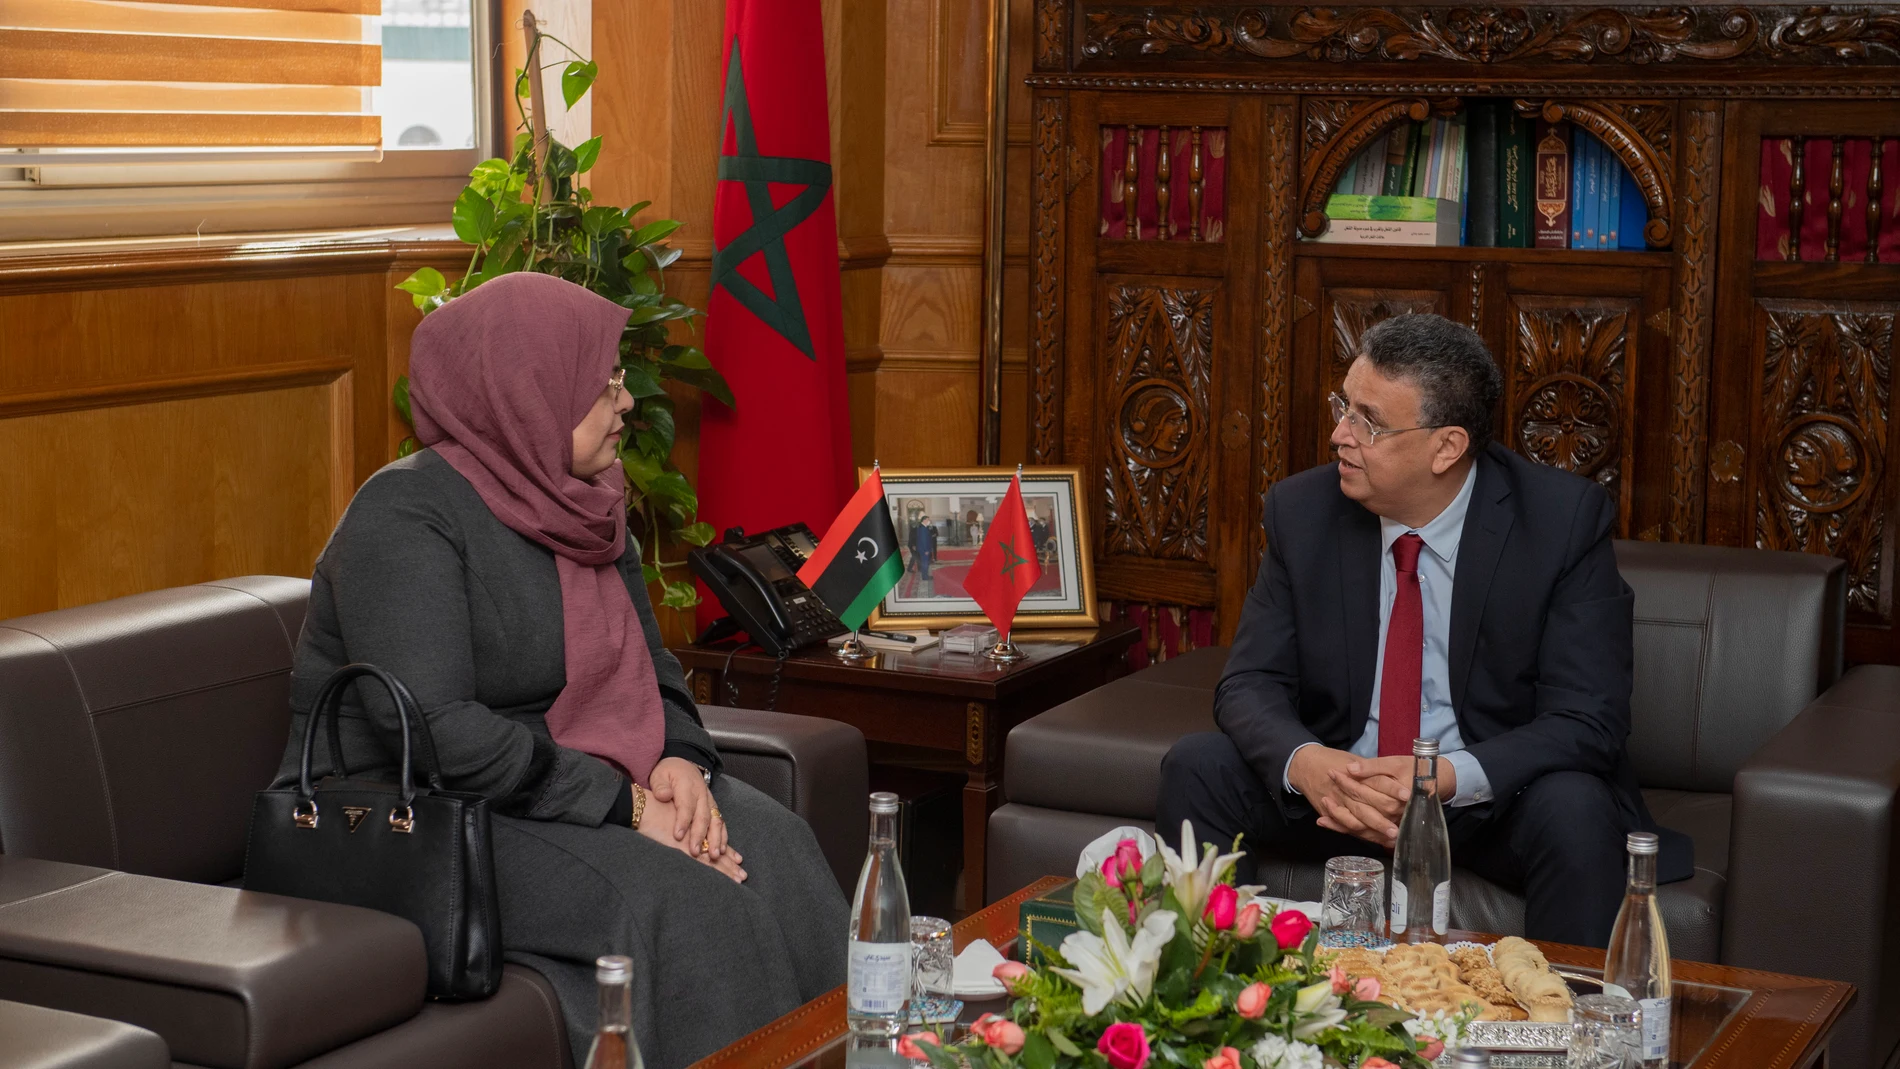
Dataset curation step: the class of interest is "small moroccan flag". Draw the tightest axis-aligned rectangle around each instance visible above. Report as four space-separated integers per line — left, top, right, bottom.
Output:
963 472 1045 637
797 468 904 631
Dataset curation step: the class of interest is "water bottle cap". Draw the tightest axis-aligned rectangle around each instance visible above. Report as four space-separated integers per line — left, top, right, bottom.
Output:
1411 737 1440 758
869 791 901 814
595 954 633 984
1627 831 1660 855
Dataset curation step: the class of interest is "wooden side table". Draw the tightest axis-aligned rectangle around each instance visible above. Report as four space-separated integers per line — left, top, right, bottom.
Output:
674 624 1139 911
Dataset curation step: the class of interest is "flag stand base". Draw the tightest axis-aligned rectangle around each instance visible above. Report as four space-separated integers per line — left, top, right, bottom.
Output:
835 633 873 662
983 639 1026 664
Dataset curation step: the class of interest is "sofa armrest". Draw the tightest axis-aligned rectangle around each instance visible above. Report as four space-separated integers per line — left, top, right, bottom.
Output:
0 856 425 1069
1726 665 1900 1069
702 704 867 893
0 999 170 1069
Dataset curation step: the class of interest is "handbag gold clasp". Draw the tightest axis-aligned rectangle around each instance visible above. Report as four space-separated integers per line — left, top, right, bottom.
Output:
389 805 415 834
293 801 319 829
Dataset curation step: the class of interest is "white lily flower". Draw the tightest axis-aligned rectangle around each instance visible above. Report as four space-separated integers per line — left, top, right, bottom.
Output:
1049 907 1178 1015
1290 979 1348 1039
1249 1035 1323 1069
1155 820 1247 922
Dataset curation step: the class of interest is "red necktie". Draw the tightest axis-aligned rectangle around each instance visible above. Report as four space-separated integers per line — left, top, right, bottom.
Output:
1378 533 1425 757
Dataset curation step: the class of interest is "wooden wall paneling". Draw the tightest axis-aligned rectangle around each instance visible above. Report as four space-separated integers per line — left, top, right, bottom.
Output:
1669 101 1721 543
1060 90 1104 468
1252 95 1297 585
1707 100 1764 549
1030 90 1068 463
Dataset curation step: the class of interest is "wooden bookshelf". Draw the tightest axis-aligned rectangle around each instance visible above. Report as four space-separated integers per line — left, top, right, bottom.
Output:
1023 1 1900 665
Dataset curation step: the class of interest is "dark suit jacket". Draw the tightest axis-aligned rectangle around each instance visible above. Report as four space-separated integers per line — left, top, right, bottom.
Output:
1219 443 1676 866
911 523 938 559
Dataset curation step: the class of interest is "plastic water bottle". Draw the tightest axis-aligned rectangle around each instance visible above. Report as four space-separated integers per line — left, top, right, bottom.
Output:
1604 831 1672 1068
582 955 644 1069
1390 737 1452 942
847 791 911 1036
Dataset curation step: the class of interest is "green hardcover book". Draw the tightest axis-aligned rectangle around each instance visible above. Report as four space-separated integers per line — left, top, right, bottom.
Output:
1381 123 1413 196
1498 106 1534 247
1325 195 1460 221
1407 120 1433 197
1018 879 1079 966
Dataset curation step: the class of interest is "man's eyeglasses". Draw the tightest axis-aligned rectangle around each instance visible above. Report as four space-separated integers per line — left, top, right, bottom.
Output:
1328 392 1437 447
607 367 626 402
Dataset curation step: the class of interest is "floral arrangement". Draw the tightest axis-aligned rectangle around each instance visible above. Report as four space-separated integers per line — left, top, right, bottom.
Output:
903 824 1468 1069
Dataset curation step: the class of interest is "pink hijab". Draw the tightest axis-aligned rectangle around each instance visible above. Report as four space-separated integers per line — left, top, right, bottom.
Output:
409 271 665 787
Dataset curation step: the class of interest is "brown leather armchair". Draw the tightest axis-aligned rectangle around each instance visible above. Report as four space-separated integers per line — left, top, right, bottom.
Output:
0 577 867 1069
988 541 1899 1069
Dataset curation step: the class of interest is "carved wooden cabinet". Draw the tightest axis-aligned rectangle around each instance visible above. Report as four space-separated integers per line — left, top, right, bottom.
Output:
1025 2 1900 664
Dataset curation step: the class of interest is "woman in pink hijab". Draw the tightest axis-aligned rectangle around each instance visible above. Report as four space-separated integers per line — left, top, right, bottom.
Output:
271 272 845 1067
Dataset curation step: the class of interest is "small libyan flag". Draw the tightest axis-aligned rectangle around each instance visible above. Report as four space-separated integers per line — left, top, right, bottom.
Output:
797 468 904 631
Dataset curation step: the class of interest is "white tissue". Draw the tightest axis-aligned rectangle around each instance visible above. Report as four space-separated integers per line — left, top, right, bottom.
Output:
951 938 1009 998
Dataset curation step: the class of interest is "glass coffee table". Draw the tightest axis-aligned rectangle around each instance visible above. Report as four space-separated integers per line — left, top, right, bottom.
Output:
689 878 1853 1069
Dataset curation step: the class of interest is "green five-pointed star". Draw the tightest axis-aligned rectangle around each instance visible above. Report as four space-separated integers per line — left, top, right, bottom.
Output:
998 538 1030 579
709 40 832 361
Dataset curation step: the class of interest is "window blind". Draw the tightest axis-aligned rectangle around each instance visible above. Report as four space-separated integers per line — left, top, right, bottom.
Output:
0 0 381 156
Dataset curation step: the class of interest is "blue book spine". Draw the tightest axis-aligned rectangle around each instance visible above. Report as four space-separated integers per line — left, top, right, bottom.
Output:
1618 169 1647 249
1600 146 1618 249
1584 137 1602 251
1570 133 1588 249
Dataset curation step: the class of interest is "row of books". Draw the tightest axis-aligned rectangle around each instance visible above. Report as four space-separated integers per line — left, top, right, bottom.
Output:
1313 101 1648 251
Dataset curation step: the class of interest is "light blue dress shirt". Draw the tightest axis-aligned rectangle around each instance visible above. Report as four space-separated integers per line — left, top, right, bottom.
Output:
1286 462 1493 807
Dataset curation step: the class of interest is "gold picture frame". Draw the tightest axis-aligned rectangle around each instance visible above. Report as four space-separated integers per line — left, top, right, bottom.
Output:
865 466 1099 631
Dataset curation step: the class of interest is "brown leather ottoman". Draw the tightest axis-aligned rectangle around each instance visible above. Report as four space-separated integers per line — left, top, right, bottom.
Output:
0 1000 168 1069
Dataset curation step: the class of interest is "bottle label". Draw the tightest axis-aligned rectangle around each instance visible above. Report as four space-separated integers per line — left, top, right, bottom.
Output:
1639 997 1670 1060
1389 882 1407 934
1431 881 1451 935
848 941 911 1015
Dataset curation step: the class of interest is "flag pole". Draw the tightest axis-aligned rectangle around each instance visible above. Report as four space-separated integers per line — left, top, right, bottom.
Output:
984 463 1028 663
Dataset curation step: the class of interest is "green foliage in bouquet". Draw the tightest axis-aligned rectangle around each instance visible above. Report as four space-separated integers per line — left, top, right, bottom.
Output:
391 26 729 612
907 825 1471 1069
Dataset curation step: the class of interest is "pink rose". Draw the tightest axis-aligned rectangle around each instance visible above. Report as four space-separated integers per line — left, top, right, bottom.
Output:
1102 838 1143 888
1353 975 1382 1002
1329 962 1352 994
1234 902 1262 940
1419 1040 1445 1062
1235 981 1271 1019
896 1031 939 1061
1203 884 1238 931
1098 1021 1151 1069
1270 908 1314 950
971 1013 1026 1055
1361 1059 1401 1069
1203 1046 1242 1069
993 960 1031 992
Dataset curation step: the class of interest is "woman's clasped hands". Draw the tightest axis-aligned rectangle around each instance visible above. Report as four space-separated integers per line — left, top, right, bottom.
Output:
636 757 746 883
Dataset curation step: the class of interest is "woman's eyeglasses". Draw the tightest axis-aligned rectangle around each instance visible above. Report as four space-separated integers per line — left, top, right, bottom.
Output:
607 368 626 402
1327 392 1437 447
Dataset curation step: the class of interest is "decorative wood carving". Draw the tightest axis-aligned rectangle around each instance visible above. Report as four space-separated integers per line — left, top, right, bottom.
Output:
1294 294 1315 321
1508 298 1635 500
1298 96 1455 237
1036 0 1068 70
1517 99 1673 244
1078 6 1900 66
1028 71 1900 100
1102 284 1216 561
1753 299 1896 620
1067 139 1093 194
1467 262 1486 330
1711 440 1746 484
1257 102 1297 562
1031 96 1066 463
1303 96 1361 155
1669 102 1719 542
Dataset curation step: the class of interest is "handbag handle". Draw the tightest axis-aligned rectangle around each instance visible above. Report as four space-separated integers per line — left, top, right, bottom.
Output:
298 664 446 807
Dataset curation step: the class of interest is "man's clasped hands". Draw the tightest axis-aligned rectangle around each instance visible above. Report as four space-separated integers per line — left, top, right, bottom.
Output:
1287 746 1459 850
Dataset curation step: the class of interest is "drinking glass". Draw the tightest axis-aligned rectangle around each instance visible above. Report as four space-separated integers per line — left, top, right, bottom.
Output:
1569 993 1643 1069
908 916 955 1021
1319 856 1386 948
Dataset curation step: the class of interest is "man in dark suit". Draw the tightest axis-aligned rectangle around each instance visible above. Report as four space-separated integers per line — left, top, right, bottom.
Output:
1157 313 1686 947
910 516 937 581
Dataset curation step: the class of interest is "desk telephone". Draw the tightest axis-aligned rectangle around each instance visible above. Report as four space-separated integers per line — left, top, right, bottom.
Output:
688 523 848 657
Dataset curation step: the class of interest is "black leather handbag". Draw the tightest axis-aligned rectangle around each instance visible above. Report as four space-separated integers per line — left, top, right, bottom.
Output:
243 663 502 1000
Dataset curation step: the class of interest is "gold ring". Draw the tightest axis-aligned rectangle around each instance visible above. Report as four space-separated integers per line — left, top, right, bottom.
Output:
710 805 723 822
700 837 711 855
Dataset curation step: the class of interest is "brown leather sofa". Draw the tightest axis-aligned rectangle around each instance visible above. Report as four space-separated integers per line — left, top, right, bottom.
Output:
0 577 867 1069
989 541 1900 1069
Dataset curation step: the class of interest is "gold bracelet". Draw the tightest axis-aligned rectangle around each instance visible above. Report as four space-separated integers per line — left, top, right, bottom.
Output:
630 782 647 829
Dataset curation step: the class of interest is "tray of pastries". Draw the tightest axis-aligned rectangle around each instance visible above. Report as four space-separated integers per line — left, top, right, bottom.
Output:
1323 937 1590 1051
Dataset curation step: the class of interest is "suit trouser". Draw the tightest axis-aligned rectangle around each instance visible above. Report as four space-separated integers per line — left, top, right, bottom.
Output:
1155 731 1635 948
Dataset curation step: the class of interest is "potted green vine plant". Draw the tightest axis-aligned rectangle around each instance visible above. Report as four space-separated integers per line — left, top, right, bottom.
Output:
392 24 729 612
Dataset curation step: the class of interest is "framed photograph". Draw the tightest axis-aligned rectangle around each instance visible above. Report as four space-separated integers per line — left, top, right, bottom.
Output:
866 466 1098 631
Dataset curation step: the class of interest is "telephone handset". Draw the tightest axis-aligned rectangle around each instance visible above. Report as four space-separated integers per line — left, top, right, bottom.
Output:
688 523 847 657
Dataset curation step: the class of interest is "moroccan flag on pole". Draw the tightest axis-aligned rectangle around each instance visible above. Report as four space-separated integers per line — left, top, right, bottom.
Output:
796 469 903 631
963 472 1045 637
696 0 854 628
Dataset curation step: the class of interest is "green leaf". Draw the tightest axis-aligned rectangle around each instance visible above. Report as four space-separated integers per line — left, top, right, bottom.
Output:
573 135 603 174
395 266 448 311
392 375 414 427
582 206 625 238
452 187 497 245
1072 872 1108 938
659 580 700 610
396 436 419 458
629 218 683 247
1019 1030 1056 1069
621 361 666 399
544 140 578 181
621 451 662 490
660 345 712 369
644 470 697 512
1045 1029 1083 1059
561 60 598 109
646 244 683 271
636 395 676 454
515 69 531 99
640 563 662 585
675 521 716 547
667 363 735 408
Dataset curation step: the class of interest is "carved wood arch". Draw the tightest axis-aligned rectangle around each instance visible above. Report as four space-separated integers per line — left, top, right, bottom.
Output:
1297 96 1459 237
1517 99 1675 246
1297 95 1676 246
